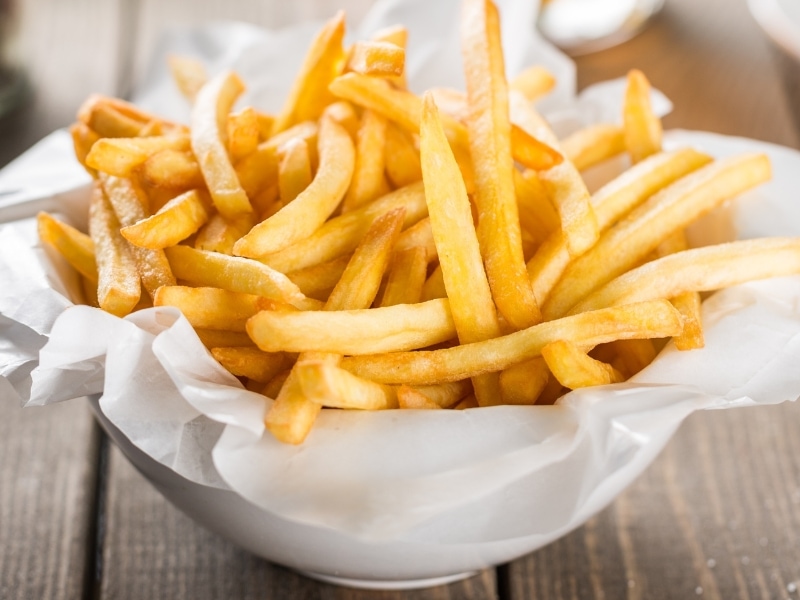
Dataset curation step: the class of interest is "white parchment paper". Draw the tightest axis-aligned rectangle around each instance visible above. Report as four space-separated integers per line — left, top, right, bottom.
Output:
1 0 800 544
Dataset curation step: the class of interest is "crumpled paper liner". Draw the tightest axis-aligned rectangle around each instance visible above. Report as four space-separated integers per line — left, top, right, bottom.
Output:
1 0 800 544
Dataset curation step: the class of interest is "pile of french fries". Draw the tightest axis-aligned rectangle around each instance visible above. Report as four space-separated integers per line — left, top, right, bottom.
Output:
38 0 800 444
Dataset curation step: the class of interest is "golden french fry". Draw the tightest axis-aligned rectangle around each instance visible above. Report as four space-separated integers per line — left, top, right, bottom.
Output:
380 246 428 306
233 116 355 257
624 69 662 164
461 1 542 331
384 123 422 188
397 386 443 409
421 263 447 301
37 212 98 283
191 70 253 219
277 138 313 205
669 291 704 350
509 65 556 102
194 328 255 349
542 340 624 389
286 254 351 302
297 361 398 410
264 205 406 444
394 217 437 261
168 55 208 103
164 245 321 311
88 184 141 316
70 123 100 176
322 100 360 139
342 109 388 212
346 40 405 78
140 149 204 190
153 285 288 331
572 238 800 314
258 182 427 273
271 11 346 134
510 123 563 171
99 173 176 297
509 91 599 257
227 106 260 164
120 189 210 249
421 92 503 404
193 213 254 254
543 153 772 318
527 148 713 304
248 298 455 355
370 24 409 88
85 135 191 177
499 358 550 405
514 169 560 244
211 346 290 383
561 124 626 172
341 300 683 385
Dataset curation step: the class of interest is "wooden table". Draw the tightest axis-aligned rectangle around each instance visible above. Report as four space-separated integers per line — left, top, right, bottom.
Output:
2 0 800 598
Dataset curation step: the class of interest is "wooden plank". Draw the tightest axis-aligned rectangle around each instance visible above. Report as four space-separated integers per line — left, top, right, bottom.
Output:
100 443 498 599
574 0 799 148
504 403 800 599
1 0 125 167
0 391 100 600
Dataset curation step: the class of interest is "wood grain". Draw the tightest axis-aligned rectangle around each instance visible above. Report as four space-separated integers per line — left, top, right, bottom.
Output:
0 395 100 600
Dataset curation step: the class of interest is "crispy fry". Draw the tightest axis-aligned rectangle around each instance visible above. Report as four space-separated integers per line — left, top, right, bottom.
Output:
120 189 210 249
370 24 409 88
85 135 191 177
233 115 355 257
461 0 541 331
341 300 683 385
342 109 388 212
499 358 550 405
542 340 624 389
168 55 208 103
37 212 97 283
277 138 313 205
193 213 254 254
509 65 556 102
211 347 290 383
527 148 713 304
153 286 288 331
384 123 422 188
191 70 253 219
346 40 405 78
421 92 503 404
543 153 772 318
297 361 398 410
561 124 626 171
258 182 427 273
271 11 346 134
286 254 351 302
99 173 176 297
380 246 428 306
624 69 662 164
572 238 800 314
248 298 455 354
88 184 141 316
164 245 321 311
140 149 204 190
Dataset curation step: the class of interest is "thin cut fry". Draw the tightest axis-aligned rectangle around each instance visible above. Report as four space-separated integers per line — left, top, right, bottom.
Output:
542 340 624 389
88 184 140 316
85 135 190 177
191 70 253 219
461 0 541 331
297 361 398 410
380 246 428 306
342 110 388 212
277 138 313 205
341 300 683 385
561 124 626 171
233 115 355 257
624 69 662 164
271 12 346 134
542 153 772 318
120 189 210 249
37 212 97 283
211 347 290 383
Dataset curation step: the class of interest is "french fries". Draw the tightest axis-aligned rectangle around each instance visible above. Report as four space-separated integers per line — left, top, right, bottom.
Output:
40 0 800 445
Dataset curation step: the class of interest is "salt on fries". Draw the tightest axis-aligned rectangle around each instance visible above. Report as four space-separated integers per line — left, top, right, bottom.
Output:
40 0 799 444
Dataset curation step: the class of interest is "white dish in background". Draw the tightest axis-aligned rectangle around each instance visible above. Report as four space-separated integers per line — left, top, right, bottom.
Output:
748 0 800 60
